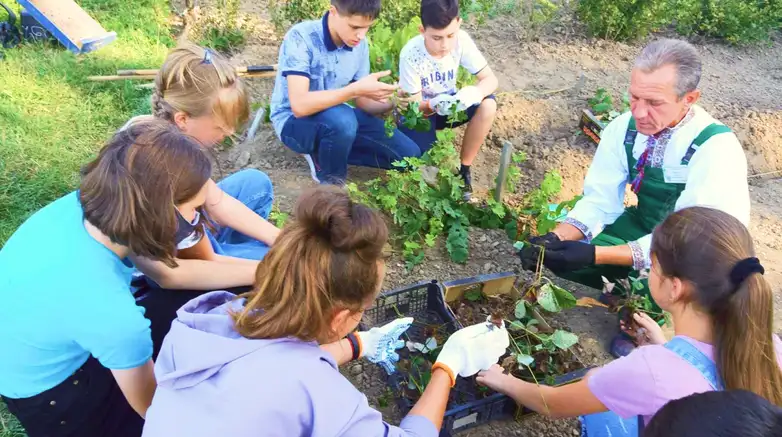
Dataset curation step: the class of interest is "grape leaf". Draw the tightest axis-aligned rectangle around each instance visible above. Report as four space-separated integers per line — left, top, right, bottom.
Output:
537 283 561 312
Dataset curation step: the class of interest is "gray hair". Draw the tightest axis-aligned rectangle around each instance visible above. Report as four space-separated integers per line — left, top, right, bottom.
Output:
634 39 702 97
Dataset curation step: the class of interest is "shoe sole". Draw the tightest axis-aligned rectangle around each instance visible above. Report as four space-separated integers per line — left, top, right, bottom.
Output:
303 154 320 183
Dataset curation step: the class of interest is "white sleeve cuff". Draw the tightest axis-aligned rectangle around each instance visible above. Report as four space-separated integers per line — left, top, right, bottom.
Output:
628 235 652 271
563 217 593 242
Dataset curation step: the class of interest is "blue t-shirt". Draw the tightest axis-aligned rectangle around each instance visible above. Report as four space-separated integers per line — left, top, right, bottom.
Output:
269 12 370 137
0 192 152 398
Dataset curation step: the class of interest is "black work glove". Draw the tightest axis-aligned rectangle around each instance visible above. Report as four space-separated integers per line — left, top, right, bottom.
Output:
540 240 596 273
518 232 560 271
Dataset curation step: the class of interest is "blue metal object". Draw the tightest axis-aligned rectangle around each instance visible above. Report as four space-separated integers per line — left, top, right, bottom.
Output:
16 0 115 54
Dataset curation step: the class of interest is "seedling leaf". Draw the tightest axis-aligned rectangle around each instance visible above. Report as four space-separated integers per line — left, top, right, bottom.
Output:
516 353 535 367
551 330 579 350
514 299 527 319
464 288 483 302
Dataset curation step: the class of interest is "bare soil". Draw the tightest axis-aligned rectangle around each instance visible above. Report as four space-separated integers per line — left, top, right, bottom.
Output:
196 1 782 435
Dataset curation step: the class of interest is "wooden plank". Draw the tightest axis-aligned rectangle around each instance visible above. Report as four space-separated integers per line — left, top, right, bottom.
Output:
24 0 107 49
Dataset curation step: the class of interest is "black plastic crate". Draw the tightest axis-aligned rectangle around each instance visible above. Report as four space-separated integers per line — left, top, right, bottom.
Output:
362 280 506 436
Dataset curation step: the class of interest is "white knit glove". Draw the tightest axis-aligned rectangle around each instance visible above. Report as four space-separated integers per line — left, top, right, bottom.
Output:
454 86 484 109
433 317 510 386
357 317 414 374
429 94 460 116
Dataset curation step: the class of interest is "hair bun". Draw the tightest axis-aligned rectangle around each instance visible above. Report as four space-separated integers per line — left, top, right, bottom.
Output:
294 186 387 256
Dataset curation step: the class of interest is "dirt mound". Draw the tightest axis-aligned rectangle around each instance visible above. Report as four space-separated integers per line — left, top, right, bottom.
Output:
734 111 782 178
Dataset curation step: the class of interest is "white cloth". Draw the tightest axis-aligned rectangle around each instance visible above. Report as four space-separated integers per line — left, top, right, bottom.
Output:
566 105 750 269
398 30 488 100
435 318 509 383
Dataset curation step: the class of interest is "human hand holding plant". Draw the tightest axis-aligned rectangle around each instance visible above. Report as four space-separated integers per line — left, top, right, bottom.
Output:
475 363 515 394
432 317 510 386
357 317 414 374
351 71 398 101
621 312 666 345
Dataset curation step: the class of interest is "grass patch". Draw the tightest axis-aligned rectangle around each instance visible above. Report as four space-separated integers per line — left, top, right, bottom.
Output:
0 0 175 246
1 1 174 430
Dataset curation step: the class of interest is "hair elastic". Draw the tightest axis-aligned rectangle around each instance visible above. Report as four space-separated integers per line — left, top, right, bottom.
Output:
202 48 214 65
729 257 764 287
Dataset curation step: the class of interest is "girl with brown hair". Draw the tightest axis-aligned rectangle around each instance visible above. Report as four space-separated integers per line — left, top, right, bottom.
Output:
128 43 280 291
478 206 782 436
141 185 510 437
0 119 212 437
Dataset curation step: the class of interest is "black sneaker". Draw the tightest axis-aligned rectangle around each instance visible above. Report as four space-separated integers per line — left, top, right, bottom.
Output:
459 167 473 201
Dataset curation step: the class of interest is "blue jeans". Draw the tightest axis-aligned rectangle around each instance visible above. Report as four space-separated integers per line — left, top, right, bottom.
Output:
207 169 274 260
280 104 422 184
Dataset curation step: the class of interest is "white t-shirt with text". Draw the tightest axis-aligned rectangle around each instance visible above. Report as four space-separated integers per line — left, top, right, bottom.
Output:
398 30 488 100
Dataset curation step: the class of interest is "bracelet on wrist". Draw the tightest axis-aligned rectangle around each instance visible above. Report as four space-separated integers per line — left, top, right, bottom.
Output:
346 332 361 361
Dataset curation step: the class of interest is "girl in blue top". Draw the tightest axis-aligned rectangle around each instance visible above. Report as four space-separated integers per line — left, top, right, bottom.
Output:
0 119 212 437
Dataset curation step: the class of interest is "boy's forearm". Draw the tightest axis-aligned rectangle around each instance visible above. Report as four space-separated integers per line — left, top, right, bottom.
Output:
356 97 393 115
476 75 498 97
291 86 357 118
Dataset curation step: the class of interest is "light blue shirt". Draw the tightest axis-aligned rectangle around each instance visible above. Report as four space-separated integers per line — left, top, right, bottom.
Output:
269 13 370 137
0 191 152 398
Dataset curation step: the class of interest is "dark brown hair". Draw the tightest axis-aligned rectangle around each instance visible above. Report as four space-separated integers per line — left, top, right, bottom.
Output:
80 118 212 267
233 185 388 343
651 206 782 405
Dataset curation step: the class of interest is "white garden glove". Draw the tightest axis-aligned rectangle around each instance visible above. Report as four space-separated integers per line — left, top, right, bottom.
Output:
454 86 484 109
357 317 414 375
432 316 510 386
429 94 459 116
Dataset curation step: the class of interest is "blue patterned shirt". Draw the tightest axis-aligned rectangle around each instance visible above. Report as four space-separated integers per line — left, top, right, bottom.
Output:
270 13 370 137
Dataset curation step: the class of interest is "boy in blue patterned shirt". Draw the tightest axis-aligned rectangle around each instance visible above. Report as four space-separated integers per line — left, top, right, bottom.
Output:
270 0 422 185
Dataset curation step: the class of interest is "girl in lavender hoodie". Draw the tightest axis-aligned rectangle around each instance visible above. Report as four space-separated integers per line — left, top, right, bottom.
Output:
141 185 509 437
477 206 782 436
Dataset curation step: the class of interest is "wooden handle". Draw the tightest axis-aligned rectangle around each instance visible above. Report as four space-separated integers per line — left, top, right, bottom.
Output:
116 64 278 76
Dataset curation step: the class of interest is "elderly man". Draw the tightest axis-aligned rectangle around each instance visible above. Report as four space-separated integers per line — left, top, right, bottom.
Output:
520 39 750 310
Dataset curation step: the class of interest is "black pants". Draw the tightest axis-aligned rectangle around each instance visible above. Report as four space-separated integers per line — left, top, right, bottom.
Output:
135 284 251 361
2 357 143 437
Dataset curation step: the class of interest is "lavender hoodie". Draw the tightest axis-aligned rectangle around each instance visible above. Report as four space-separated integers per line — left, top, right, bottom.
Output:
142 291 437 437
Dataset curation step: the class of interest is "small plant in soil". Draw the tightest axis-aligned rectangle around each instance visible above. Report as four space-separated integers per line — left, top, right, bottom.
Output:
453 270 583 386
588 88 630 124
602 272 671 337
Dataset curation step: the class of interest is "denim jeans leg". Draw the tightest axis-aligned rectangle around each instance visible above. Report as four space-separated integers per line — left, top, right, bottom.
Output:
209 169 275 260
397 115 438 155
348 108 422 169
280 105 358 184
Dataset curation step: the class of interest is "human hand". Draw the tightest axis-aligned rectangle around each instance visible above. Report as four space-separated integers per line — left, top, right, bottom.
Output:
433 317 510 386
357 317 413 374
623 312 666 346
454 86 484 108
538 240 596 273
476 364 514 394
429 94 459 116
352 71 398 101
518 232 561 271
395 90 414 111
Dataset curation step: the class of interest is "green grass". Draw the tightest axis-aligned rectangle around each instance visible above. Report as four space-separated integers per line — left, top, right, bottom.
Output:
0 0 175 245
0 1 175 434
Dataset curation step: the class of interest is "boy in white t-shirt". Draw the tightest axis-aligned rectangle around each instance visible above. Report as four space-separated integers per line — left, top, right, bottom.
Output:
397 0 498 199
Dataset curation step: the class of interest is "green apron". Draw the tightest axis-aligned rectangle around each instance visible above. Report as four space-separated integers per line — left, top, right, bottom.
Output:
559 117 731 296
